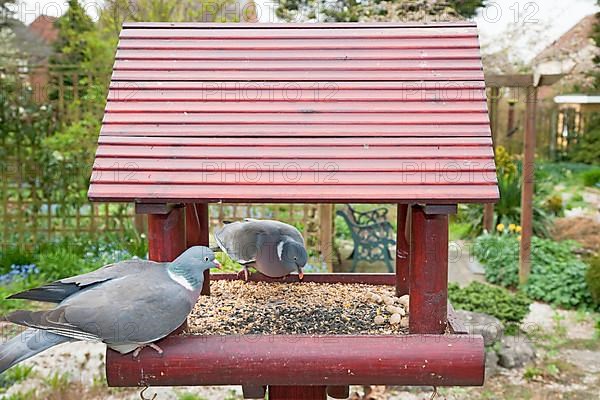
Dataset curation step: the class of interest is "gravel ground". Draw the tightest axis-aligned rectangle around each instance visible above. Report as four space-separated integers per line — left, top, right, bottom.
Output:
189 281 410 335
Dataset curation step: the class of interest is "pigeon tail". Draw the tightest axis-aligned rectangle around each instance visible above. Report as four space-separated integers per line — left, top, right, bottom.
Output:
0 328 71 374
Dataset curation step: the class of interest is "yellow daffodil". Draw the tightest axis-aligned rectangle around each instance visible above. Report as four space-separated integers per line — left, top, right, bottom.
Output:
496 223 505 232
508 223 516 232
515 226 522 233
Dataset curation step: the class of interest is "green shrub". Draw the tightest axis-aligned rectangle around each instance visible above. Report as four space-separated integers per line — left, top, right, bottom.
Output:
0 365 34 391
582 169 600 187
36 247 97 281
473 234 595 309
585 255 600 305
567 123 600 165
0 247 35 274
449 281 531 334
457 160 553 238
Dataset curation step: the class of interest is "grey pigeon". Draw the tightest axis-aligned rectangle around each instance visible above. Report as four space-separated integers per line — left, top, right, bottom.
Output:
0 246 220 374
214 219 307 280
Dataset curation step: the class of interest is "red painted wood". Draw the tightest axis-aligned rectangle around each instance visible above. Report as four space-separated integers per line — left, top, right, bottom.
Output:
112 70 483 82
396 204 410 296
92 158 496 173
94 145 492 159
105 334 485 387
100 124 491 137
103 112 489 125
106 101 487 114
115 48 483 61
147 207 186 262
122 22 477 29
119 26 477 39
90 170 497 186
108 80 486 90
107 88 486 103
98 136 492 146
409 205 449 334
269 386 326 400
185 203 210 296
89 22 496 205
113 59 482 72
88 184 500 203
211 272 395 285
117 38 480 51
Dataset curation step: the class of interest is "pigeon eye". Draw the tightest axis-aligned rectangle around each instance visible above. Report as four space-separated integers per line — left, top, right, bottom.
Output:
294 256 298 260
204 257 209 262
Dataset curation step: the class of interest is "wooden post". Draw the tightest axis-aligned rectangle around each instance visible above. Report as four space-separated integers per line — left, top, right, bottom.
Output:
147 206 186 262
483 86 500 232
319 204 334 272
395 204 410 296
268 386 327 400
409 205 449 334
519 85 538 284
483 204 494 232
186 203 211 296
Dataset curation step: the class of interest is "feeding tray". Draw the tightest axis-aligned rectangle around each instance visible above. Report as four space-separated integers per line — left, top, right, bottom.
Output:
188 281 410 335
106 273 484 390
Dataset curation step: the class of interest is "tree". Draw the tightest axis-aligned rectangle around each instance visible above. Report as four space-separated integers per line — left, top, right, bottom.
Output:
446 0 485 18
276 0 485 22
1 0 15 27
50 0 94 67
591 2 600 90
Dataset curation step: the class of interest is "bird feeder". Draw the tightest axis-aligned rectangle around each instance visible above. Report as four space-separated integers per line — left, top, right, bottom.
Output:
89 22 498 399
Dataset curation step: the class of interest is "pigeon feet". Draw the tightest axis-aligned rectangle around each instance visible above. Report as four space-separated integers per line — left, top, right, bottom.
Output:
132 343 164 359
237 267 251 282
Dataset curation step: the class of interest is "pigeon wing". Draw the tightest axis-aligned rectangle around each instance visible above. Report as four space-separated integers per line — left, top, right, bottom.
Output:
7 259 160 303
6 267 193 346
214 220 265 264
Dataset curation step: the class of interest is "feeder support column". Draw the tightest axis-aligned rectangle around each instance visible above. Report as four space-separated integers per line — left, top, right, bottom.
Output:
146 205 186 262
409 205 454 334
186 203 211 295
395 204 410 296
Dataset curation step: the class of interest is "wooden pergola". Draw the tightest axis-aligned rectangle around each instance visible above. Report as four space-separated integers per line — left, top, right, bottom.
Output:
484 73 563 283
89 22 497 399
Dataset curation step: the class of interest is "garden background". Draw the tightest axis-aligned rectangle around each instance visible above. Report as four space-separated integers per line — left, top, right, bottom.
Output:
1 0 600 399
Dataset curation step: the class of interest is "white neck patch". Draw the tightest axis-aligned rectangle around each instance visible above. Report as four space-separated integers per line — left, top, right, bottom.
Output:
277 241 285 261
168 269 194 291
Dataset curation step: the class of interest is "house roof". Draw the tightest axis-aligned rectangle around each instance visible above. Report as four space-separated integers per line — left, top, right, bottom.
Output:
28 15 58 44
554 94 600 104
88 22 498 204
533 14 597 65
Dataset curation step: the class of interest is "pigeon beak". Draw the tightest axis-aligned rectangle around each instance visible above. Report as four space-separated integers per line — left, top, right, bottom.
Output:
213 260 222 269
298 268 304 280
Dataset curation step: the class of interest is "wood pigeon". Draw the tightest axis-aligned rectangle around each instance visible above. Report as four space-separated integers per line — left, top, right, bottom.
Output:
214 219 308 280
0 246 220 374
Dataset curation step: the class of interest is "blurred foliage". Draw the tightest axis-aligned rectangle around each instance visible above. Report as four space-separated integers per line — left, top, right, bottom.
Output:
276 0 483 22
585 255 600 305
0 228 147 314
449 281 531 335
0 365 34 393
457 147 553 237
474 233 596 310
582 169 600 187
567 123 600 166
590 6 600 89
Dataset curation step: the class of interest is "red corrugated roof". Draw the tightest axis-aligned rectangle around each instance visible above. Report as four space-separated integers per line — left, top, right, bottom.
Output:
88 22 498 204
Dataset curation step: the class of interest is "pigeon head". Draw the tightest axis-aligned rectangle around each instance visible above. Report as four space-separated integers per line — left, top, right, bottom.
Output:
280 240 308 278
168 246 221 290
